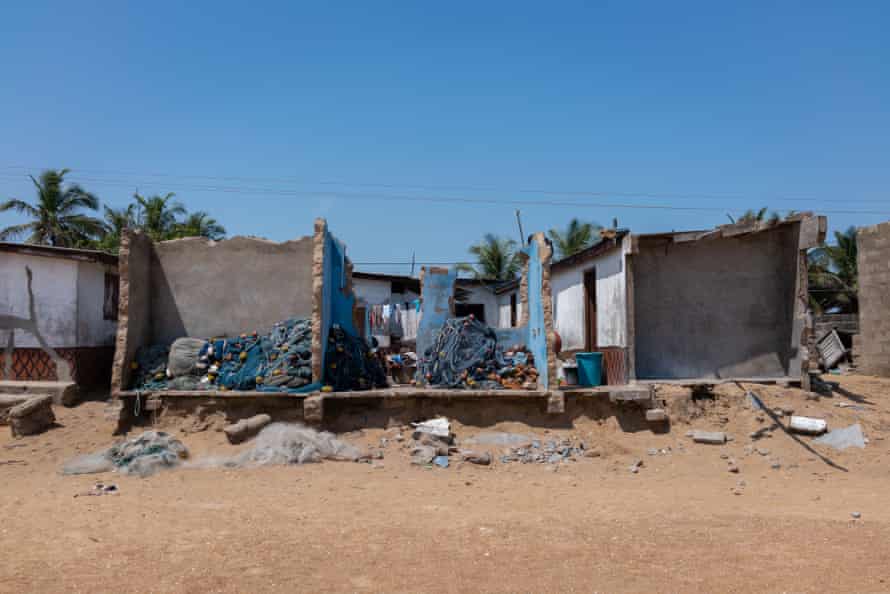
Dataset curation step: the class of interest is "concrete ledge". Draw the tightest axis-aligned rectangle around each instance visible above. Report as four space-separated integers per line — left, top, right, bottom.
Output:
0 380 79 406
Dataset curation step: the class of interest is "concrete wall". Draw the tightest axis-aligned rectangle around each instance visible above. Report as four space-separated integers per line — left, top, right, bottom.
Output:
857 221 890 376
457 285 500 326
551 237 630 351
1 253 78 347
496 290 522 329
319 225 356 375
76 260 118 346
149 235 314 344
632 225 800 379
112 230 153 392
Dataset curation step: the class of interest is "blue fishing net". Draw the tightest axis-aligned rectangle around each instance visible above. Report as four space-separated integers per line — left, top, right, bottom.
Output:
417 317 537 389
323 324 388 391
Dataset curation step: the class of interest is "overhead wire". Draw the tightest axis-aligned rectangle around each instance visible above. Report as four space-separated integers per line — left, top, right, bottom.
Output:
0 171 887 215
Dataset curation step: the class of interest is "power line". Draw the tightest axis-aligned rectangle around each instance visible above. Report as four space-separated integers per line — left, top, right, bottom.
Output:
1 164 888 205
1 172 888 216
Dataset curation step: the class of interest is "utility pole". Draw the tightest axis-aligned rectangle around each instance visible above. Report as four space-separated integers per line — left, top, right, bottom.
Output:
410 251 416 276
515 209 525 245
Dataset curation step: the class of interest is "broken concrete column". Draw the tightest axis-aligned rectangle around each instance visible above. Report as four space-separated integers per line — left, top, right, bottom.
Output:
0 394 30 425
223 413 272 444
9 394 55 437
691 430 726 445
303 394 324 424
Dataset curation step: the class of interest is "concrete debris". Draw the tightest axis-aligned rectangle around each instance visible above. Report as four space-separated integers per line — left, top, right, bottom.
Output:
788 416 828 435
8 394 55 437
223 414 272 444
460 451 492 465
412 417 452 442
499 438 586 466
814 424 866 451
645 408 668 422
411 445 437 466
691 430 726 445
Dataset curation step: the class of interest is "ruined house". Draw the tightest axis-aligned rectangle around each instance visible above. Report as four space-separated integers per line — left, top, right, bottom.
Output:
551 214 826 385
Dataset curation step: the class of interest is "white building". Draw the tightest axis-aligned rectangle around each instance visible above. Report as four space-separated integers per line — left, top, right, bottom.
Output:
0 243 118 385
551 231 631 353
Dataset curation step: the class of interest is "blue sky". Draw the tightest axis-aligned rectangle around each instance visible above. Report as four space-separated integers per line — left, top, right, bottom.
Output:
2 1 888 274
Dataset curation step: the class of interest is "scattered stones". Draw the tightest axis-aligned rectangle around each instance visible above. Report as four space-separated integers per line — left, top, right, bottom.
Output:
629 459 643 474
770 459 782 470
756 447 770 456
851 512 862 519
727 459 740 473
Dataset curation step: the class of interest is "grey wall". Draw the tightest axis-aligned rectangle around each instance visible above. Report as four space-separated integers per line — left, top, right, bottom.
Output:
632 225 800 379
857 221 890 377
149 236 314 344
112 230 152 391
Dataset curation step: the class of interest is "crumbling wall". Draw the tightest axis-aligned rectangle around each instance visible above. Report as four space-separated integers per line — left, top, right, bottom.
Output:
112 230 152 393
632 224 800 379
149 235 313 344
857 220 890 377
314 219 356 381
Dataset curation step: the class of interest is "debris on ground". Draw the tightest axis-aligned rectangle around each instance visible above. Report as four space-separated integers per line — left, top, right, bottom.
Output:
62 431 189 477
460 450 492 465
8 394 55 437
417 316 538 389
223 414 272 444
814 423 866 451
788 416 828 435
691 430 727 444
433 455 449 468
852 512 862 519
463 432 535 447
412 417 452 441
499 438 587 465
74 482 119 498
727 458 740 473
629 459 643 473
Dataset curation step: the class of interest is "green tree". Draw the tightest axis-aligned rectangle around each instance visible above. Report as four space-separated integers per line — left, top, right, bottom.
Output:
458 234 520 281
548 218 601 259
96 204 138 252
175 211 226 240
0 169 103 246
134 192 186 241
808 226 858 314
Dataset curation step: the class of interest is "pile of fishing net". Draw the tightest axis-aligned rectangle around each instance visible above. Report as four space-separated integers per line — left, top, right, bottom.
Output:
61 431 188 478
197 423 363 468
323 324 388 392
418 316 538 389
130 318 318 392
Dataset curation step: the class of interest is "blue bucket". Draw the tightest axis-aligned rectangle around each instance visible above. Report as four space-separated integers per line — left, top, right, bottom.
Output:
575 352 603 387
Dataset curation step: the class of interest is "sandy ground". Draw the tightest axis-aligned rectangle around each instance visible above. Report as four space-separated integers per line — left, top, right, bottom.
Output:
2 375 890 593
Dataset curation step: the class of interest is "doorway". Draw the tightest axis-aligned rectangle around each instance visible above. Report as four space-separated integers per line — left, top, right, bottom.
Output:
584 268 597 351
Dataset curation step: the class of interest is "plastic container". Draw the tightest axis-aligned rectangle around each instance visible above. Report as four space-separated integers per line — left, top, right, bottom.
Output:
575 352 603 387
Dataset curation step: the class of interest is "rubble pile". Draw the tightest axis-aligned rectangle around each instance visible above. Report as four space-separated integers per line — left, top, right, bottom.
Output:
418 316 539 390
498 438 587 465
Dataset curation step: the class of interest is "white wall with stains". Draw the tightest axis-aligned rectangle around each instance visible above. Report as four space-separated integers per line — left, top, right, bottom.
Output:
496 290 522 329
0 253 116 348
551 237 630 351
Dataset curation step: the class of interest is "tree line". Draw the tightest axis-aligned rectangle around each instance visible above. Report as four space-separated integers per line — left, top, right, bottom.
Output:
0 169 225 252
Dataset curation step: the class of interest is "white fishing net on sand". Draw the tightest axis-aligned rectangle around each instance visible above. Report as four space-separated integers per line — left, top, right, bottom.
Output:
192 422 362 469
61 431 189 478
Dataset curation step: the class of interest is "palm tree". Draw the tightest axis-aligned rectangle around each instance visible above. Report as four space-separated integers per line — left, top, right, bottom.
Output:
808 226 858 314
175 211 226 240
134 192 186 241
96 204 138 252
548 218 601 259
0 169 103 246
458 234 520 281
